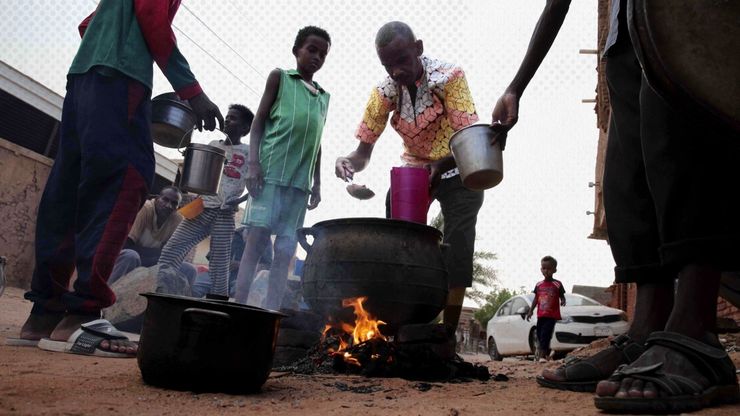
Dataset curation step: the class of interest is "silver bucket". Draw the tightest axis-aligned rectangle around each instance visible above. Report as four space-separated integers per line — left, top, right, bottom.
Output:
180 143 226 195
449 124 504 191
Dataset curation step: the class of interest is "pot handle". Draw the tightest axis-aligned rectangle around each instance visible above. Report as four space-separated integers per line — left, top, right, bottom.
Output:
176 128 230 155
296 227 315 254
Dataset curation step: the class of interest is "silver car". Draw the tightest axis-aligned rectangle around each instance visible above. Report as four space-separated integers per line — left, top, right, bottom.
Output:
485 293 629 360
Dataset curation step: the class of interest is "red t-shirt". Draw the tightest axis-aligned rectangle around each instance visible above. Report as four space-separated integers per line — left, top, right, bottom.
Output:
533 279 565 320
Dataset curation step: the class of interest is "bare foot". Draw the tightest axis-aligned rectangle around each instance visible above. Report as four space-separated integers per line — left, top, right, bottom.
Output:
50 315 138 355
19 313 64 341
595 340 719 399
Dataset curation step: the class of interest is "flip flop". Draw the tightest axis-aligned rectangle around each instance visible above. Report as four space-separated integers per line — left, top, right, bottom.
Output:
536 334 645 392
594 331 740 413
4 338 41 347
37 319 137 358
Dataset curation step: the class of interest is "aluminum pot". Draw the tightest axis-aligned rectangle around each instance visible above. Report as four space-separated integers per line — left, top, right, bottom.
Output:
151 93 197 148
449 124 504 191
180 143 225 195
299 218 448 333
137 293 285 393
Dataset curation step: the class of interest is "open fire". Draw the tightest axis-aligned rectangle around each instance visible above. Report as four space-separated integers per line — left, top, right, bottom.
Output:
305 296 489 381
322 297 389 367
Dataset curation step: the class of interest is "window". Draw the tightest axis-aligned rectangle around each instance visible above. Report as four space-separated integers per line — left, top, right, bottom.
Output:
498 300 513 316
510 298 529 315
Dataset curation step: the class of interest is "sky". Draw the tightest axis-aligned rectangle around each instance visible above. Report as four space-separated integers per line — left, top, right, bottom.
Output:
0 0 618 304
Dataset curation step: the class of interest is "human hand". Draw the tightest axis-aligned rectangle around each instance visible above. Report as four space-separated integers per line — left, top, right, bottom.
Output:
526 313 532 322
245 161 264 197
335 157 355 181
491 91 520 144
307 185 321 210
223 195 241 212
188 92 224 132
425 162 443 197
561 298 566 306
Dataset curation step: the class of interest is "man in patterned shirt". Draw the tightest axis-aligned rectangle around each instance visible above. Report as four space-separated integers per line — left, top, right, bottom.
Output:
335 21 484 331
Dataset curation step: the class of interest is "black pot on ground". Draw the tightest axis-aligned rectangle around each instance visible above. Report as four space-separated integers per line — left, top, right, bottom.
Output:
137 293 285 393
299 218 449 333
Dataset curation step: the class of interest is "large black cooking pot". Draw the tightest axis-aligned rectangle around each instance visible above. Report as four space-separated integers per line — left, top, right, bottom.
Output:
137 293 285 393
298 218 448 332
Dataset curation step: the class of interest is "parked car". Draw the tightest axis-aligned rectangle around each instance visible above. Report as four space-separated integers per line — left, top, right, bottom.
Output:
485 293 629 361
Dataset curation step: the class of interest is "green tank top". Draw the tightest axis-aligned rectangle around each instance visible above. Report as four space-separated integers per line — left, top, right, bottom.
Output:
260 69 330 193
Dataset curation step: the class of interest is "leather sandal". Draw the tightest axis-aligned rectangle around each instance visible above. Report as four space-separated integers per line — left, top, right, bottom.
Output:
536 334 645 392
594 331 740 413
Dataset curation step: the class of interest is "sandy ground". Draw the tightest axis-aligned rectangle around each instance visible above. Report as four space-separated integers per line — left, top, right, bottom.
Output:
1 286 738 416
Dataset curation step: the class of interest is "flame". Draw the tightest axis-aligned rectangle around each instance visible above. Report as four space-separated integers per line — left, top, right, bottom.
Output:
321 297 387 366
341 296 387 345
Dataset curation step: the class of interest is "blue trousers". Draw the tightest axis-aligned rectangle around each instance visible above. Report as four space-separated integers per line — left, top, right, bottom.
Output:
25 69 154 315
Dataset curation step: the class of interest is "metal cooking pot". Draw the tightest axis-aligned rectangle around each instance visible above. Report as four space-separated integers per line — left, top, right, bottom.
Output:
151 93 197 148
179 143 225 195
449 124 504 191
299 218 448 333
137 293 285 393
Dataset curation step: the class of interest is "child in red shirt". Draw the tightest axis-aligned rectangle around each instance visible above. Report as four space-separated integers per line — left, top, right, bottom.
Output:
526 256 566 360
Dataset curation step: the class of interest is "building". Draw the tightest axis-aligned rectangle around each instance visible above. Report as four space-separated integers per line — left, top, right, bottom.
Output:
0 60 179 289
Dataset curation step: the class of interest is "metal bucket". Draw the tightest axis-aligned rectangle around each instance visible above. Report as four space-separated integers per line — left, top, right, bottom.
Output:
180 143 225 195
449 124 504 191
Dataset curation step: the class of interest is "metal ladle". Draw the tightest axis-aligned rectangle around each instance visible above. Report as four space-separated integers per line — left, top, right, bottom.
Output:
345 176 375 200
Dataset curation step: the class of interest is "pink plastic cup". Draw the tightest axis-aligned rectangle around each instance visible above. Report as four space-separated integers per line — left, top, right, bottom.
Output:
390 167 431 224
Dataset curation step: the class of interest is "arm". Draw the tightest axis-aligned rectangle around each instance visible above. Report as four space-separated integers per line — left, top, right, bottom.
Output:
335 87 391 180
78 9 96 38
308 147 321 210
429 67 478 186
133 0 222 130
527 294 538 321
246 69 281 197
491 0 572 132
560 283 567 306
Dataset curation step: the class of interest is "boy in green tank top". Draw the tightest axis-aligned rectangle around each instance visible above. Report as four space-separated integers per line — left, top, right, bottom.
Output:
234 26 331 310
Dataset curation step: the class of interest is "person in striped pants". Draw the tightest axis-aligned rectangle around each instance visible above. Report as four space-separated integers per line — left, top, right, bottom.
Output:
156 104 253 299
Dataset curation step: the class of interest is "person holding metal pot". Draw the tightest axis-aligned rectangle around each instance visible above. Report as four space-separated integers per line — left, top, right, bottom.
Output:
491 0 740 412
15 0 223 358
335 21 483 332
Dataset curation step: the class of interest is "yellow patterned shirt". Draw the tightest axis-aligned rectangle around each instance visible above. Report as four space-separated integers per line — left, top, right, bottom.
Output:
355 55 478 167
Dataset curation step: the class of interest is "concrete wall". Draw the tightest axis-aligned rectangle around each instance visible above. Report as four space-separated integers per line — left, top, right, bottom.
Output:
0 137 52 289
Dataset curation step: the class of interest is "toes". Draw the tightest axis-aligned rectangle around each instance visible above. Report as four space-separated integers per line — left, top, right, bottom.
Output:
615 377 634 398
643 381 659 399
100 339 110 350
627 379 644 398
595 380 621 397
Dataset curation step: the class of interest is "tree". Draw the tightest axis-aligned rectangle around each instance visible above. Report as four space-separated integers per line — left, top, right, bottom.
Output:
473 286 527 326
429 212 499 305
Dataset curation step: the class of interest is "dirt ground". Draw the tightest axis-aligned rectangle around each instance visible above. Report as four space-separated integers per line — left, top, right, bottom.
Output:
1 286 738 416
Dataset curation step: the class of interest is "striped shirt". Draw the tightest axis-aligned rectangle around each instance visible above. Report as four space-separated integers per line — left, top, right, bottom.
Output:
260 69 330 193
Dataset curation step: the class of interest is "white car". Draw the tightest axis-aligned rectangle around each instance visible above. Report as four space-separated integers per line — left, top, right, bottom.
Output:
485 293 629 361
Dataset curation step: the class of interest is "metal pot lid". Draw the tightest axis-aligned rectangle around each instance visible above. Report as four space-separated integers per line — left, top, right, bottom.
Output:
140 292 288 317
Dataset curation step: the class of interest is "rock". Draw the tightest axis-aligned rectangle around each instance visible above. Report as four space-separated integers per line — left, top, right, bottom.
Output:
102 266 159 332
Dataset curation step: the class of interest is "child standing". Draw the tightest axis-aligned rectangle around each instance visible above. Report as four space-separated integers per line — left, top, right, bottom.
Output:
234 27 331 310
156 104 253 298
526 255 566 360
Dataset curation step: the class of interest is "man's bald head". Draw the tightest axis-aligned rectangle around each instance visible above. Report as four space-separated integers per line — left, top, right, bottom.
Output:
375 21 416 48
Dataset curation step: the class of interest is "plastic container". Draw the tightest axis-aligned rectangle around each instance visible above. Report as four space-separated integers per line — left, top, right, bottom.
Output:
390 166 431 224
